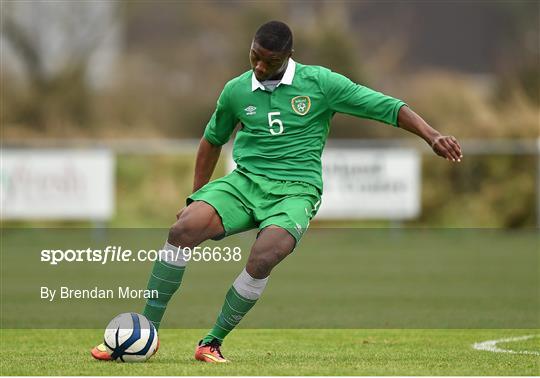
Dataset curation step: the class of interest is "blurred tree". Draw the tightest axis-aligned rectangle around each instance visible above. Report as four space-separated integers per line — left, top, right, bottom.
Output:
291 2 363 83
494 1 540 105
1 1 121 133
2 0 537 140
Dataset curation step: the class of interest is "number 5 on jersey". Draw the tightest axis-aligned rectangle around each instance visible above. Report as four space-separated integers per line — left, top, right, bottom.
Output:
268 112 284 135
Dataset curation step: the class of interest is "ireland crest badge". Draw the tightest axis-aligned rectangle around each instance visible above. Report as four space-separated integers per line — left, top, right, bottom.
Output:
291 96 311 116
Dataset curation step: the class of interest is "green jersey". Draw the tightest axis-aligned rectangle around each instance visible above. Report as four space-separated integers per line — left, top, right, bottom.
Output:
204 59 406 192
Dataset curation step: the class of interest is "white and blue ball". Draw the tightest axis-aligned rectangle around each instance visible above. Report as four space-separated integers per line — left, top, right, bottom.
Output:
104 312 158 362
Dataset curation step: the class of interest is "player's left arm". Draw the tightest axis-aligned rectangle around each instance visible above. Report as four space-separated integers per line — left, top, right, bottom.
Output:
397 105 462 162
323 69 462 162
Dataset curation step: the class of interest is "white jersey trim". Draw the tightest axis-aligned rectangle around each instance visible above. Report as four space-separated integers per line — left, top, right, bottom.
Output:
251 58 296 92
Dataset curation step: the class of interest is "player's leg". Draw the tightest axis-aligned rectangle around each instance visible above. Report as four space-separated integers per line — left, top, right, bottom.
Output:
245 226 296 278
142 201 226 329
92 201 225 361
195 226 295 363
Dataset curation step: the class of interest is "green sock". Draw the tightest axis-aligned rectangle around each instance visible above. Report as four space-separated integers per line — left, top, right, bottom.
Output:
142 259 185 329
202 286 257 344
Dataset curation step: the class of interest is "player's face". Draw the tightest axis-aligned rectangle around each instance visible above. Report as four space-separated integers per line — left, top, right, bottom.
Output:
250 41 291 82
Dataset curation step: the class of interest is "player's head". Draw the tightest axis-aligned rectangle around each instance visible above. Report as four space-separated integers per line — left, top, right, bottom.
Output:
250 21 293 81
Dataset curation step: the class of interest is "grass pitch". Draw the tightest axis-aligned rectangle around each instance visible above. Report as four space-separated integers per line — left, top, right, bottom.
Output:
3 229 538 329
1 229 538 375
1 329 538 375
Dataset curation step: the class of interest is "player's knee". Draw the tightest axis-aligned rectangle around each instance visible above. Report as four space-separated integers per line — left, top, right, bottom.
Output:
169 202 224 247
260 227 296 256
168 218 199 247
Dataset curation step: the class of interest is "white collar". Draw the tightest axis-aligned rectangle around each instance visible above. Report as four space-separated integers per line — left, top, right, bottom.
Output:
251 58 296 92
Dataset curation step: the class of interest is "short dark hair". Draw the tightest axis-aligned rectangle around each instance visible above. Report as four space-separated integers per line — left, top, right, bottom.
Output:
254 21 293 53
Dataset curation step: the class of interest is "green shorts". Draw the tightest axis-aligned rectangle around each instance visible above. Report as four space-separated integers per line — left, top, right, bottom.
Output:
187 168 321 243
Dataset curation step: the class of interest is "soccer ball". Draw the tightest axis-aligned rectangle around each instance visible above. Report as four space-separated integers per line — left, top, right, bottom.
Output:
103 312 158 362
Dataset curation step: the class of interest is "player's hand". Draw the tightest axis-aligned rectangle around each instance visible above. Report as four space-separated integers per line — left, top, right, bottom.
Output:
431 135 462 162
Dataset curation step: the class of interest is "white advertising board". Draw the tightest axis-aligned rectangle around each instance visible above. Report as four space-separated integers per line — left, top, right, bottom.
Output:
1 149 115 220
227 147 421 220
317 149 420 219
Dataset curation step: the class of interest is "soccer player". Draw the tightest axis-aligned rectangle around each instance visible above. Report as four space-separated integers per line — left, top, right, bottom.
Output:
92 21 462 363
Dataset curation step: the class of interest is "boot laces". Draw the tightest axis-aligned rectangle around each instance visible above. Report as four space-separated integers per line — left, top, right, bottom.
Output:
206 339 224 358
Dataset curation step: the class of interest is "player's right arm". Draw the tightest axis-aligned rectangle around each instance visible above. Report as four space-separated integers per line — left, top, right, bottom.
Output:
193 138 222 192
192 80 238 193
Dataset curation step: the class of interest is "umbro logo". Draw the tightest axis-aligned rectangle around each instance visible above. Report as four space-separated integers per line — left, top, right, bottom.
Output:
244 105 256 116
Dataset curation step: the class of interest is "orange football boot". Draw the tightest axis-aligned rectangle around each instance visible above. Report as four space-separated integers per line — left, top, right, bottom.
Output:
91 343 112 361
194 339 228 363
91 340 160 361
